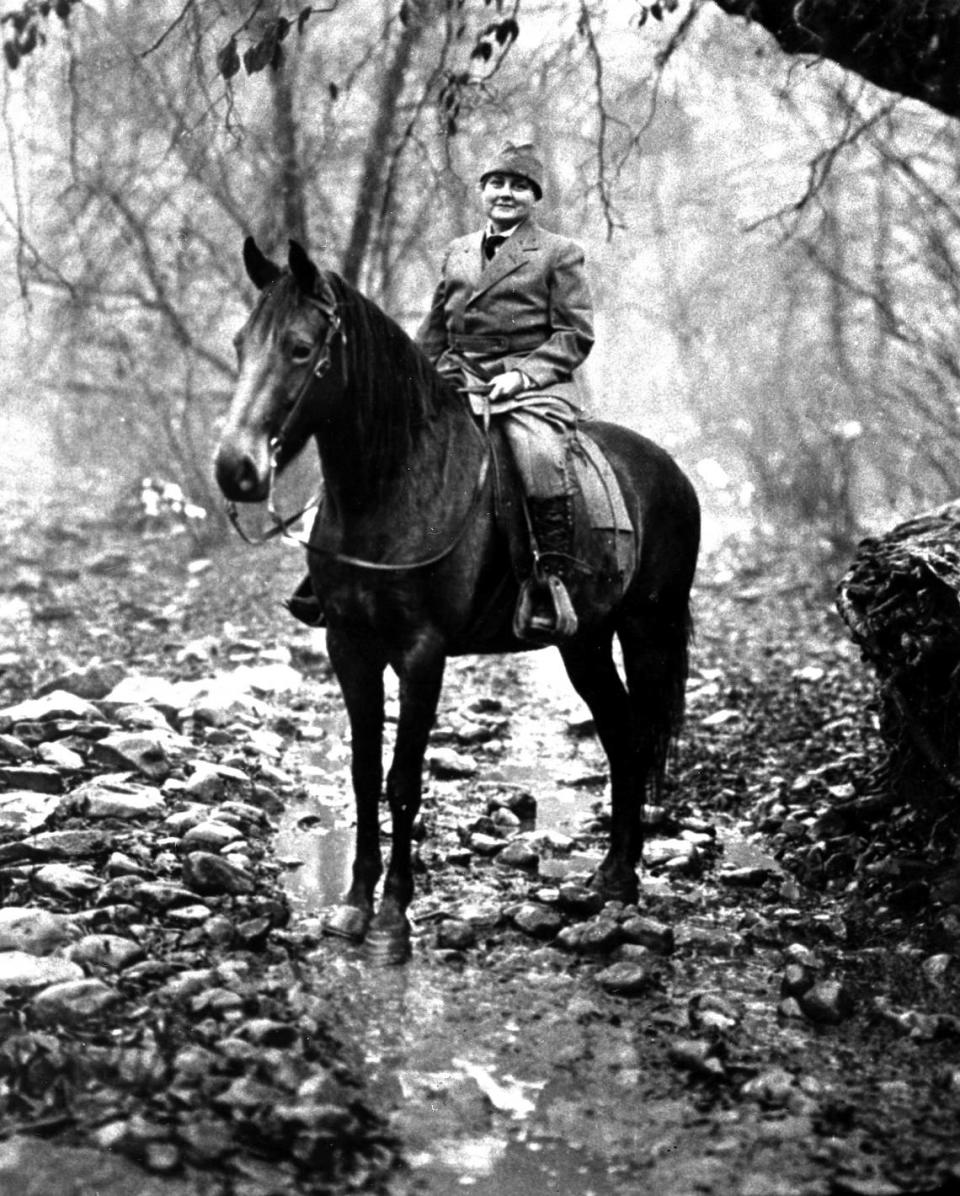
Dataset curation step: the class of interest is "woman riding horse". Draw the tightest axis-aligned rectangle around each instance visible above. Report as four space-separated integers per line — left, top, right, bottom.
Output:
289 140 594 643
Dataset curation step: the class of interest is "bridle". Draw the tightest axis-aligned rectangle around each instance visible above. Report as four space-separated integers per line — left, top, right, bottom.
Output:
225 295 491 573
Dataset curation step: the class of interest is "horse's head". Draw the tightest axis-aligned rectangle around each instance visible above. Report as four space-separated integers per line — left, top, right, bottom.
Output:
214 238 341 503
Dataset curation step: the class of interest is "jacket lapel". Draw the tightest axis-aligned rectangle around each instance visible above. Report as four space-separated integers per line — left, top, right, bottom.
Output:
458 231 485 294
468 220 539 303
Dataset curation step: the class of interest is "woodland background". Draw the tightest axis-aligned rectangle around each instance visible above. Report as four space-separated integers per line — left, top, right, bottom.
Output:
3 0 960 560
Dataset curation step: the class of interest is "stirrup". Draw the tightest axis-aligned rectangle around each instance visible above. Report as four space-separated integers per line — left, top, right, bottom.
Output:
285 576 326 628
513 573 578 643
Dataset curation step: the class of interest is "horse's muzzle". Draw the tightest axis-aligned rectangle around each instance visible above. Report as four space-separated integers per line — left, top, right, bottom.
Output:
214 435 271 503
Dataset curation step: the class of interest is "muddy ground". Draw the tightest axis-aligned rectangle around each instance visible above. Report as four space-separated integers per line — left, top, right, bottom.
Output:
1 483 959 1196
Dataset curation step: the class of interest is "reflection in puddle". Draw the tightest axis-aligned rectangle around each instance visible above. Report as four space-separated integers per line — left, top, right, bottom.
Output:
273 808 354 913
316 956 627 1196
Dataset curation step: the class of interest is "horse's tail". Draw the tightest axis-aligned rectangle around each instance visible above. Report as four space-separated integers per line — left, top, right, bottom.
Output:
655 601 694 803
620 596 694 806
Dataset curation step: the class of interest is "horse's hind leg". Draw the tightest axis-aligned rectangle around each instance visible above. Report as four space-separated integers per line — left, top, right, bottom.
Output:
560 631 642 904
617 603 689 803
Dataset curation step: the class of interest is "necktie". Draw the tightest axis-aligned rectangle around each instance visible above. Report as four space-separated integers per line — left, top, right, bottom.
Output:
484 234 506 261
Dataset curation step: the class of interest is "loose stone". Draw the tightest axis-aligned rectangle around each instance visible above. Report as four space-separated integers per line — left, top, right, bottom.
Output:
37 741 85 771
132 881 201 912
621 915 674 954
65 933 145 971
436 919 477 951
92 732 177 780
31 862 102 900
555 917 622 955
0 906 73 954
0 791 62 835
0 733 33 761
182 819 245 852
595 961 651 996
105 851 151 878
557 883 605 919
0 690 103 725
243 1018 299 1048
741 1067 797 1106
643 838 700 869
427 747 479 778
36 660 126 701
510 902 564 941
668 1038 726 1080
782 963 816 998
718 865 775 887
68 779 167 820
21 829 112 860
0 764 63 794
469 832 505 857
921 953 955 988
495 839 539 871
167 904 214 929
182 851 255 896
31 977 121 1025
799 978 855 1024
235 916 272 949
0 951 84 991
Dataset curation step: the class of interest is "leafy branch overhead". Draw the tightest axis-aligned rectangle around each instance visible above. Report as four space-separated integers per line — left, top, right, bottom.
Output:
8 0 960 127
216 6 320 79
1 0 78 70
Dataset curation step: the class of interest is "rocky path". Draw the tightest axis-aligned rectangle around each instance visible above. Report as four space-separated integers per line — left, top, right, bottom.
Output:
1 507 959 1195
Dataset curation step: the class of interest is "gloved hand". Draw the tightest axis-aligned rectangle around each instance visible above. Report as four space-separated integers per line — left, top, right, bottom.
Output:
487 370 528 401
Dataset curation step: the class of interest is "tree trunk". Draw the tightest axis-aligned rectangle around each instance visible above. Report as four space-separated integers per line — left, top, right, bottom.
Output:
711 0 960 119
340 2 430 288
836 501 960 802
267 66 308 249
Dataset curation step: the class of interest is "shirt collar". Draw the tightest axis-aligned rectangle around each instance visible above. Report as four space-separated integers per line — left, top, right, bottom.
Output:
484 217 527 241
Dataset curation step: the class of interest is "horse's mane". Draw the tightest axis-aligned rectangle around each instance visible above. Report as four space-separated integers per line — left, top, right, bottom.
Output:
322 272 460 493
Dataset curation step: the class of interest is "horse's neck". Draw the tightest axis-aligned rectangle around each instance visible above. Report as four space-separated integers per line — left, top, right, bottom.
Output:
317 386 480 527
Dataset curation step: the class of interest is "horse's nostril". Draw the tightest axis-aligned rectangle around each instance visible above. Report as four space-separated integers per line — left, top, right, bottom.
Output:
215 442 267 502
237 460 258 492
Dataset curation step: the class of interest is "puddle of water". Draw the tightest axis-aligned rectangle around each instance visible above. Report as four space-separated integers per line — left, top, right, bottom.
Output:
277 650 608 913
414 1134 626 1195
318 956 634 1196
273 811 355 913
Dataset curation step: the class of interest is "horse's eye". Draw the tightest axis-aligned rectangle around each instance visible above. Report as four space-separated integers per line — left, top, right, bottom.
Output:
291 343 313 365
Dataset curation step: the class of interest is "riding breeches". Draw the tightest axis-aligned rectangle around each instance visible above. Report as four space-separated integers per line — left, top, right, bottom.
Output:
501 407 573 500
439 355 580 501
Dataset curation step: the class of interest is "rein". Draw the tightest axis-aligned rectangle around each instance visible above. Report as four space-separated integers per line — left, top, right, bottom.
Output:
225 298 492 573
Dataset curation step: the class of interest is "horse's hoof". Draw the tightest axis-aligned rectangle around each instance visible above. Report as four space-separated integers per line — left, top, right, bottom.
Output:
590 872 639 907
323 906 369 941
364 924 411 965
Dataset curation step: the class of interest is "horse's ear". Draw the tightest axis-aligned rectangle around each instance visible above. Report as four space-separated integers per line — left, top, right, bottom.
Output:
288 240 319 297
243 237 282 290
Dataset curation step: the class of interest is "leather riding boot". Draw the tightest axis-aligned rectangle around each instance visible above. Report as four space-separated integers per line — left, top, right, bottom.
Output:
286 574 325 627
513 495 579 642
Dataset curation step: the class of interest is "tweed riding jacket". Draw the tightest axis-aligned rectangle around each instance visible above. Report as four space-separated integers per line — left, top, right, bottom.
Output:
415 218 594 415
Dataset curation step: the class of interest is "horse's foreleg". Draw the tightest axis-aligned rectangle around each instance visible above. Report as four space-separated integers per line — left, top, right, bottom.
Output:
560 632 641 904
366 638 446 963
326 630 386 940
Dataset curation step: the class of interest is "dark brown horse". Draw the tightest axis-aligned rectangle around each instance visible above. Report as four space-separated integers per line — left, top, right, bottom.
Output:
215 239 700 962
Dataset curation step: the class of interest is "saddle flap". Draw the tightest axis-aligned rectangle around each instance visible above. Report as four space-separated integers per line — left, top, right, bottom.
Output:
569 430 639 589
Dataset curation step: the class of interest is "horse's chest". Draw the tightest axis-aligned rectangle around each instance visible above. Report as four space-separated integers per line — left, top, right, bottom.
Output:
319 576 422 634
